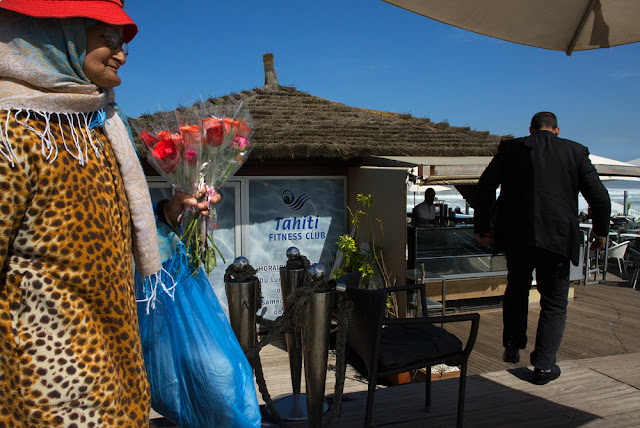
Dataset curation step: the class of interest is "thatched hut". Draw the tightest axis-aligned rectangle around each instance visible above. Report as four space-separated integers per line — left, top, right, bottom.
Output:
133 53 504 317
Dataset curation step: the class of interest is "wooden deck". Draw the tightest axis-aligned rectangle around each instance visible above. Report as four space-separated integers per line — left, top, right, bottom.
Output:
449 282 640 376
281 352 640 427
151 278 640 427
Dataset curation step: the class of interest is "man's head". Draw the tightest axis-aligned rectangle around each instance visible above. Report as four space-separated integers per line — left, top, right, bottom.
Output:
425 187 436 204
530 112 560 136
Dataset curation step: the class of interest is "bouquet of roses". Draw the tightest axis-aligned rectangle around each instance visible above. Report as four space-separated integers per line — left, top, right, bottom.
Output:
135 101 253 274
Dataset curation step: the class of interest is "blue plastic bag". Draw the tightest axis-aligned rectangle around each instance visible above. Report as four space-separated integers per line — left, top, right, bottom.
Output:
136 246 261 428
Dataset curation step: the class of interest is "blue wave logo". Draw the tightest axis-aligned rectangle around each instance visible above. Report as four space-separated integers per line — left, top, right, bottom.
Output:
282 189 311 211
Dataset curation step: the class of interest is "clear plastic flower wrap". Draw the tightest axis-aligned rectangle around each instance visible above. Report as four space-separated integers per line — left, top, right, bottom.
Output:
134 100 253 274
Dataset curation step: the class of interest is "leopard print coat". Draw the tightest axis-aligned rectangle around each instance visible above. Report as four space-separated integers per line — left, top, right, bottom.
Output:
0 111 150 427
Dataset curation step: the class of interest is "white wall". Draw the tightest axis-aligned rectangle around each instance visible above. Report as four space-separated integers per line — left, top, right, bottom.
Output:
347 166 409 312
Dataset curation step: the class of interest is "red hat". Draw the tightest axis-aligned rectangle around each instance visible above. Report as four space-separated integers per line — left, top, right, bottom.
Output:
0 0 138 43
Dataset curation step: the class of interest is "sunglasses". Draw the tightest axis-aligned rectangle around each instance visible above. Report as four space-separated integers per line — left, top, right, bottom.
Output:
96 25 128 56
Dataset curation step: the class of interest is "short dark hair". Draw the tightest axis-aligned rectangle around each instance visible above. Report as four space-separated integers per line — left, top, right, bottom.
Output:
531 112 558 130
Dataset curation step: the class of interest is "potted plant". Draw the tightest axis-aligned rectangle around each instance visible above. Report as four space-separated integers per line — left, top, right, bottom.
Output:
333 194 411 384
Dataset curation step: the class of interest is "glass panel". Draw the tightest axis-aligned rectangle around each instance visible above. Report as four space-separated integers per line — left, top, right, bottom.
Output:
207 184 237 315
148 182 238 316
415 226 480 259
420 254 508 276
248 178 346 320
410 225 507 275
148 187 172 204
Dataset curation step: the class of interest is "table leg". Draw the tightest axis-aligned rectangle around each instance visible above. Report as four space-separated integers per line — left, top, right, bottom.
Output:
441 279 446 326
602 235 610 281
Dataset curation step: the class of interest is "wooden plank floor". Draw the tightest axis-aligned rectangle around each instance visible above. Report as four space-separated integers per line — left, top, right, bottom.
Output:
446 282 640 375
151 280 640 427
257 282 640 427
255 352 640 427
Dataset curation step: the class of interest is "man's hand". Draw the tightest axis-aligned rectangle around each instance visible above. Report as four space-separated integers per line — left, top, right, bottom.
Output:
475 232 493 247
588 231 606 250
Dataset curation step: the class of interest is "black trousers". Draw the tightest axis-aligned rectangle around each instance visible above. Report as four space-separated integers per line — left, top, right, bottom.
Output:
503 246 570 370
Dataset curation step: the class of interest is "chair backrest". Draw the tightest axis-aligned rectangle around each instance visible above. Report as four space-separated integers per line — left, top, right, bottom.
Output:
608 241 630 259
344 287 387 374
337 271 362 289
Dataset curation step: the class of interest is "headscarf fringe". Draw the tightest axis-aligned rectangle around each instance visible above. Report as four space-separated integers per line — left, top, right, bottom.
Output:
3 108 105 167
136 266 177 315
0 110 18 167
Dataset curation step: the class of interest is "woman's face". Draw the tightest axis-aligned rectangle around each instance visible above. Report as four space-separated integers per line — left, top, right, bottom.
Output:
84 24 127 90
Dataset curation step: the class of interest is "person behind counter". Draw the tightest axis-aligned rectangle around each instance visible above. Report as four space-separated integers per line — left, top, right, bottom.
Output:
412 187 438 226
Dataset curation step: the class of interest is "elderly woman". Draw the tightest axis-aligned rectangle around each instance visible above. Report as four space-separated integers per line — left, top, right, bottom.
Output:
0 1 215 426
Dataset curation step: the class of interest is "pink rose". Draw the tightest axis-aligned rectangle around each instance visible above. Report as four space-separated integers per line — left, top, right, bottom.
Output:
232 135 249 151
184 150 198 165
171 133 184 147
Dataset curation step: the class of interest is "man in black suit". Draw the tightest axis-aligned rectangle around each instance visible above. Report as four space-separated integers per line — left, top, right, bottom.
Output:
474 112 611 385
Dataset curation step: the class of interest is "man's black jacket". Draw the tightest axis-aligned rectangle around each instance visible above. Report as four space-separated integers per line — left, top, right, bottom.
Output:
474 130 611 265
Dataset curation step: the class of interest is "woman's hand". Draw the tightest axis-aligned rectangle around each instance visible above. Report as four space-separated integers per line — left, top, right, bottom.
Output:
164 192 221 226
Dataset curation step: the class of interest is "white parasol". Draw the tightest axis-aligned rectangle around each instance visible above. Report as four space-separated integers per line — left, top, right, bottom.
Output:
382 0 640 55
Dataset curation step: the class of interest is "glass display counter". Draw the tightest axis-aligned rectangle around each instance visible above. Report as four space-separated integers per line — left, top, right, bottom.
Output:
407 225 507 276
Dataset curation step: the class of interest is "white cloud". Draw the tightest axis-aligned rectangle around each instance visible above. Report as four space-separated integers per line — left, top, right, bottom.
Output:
609 70 640 79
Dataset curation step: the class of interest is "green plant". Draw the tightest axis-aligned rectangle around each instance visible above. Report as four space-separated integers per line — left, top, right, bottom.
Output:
334 194 398 315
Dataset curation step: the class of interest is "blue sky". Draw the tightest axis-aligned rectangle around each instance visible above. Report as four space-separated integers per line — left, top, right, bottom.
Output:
117 0 640 162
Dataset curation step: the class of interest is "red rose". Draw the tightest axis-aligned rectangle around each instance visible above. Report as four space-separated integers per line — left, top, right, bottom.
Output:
152 139 180 173
140 131 157 148
203 118 224 146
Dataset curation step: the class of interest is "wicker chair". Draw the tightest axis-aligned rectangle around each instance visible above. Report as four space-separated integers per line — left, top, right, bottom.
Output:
343 283 479 427
337 271 363 289
607 240 630 275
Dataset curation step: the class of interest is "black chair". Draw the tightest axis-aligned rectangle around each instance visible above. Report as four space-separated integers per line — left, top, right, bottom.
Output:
337 271 362 288
342 283 479 427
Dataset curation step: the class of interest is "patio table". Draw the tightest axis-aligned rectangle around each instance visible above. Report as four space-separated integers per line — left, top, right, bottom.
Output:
580 224 617 283
406 269 446 318
406 269 509 318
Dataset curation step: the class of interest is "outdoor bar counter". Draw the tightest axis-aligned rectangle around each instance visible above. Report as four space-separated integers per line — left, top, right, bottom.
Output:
407 222 583 309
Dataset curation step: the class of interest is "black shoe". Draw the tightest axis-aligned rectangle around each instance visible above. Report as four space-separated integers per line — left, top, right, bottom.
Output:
533 365 561 385
503 347 520 363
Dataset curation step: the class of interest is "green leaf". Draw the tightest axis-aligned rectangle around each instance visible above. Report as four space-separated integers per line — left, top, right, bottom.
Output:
204 246 217 275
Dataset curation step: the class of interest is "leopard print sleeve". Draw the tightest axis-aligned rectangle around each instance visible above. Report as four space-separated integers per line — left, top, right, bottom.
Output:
0 157 30 276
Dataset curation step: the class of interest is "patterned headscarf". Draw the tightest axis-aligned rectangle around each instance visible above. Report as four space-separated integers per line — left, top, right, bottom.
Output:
0 10 162 278
0 11 106 112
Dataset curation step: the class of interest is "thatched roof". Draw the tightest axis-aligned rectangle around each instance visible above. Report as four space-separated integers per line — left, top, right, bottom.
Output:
131 53 503 162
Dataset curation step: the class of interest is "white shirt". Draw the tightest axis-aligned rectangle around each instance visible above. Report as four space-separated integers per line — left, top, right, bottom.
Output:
413 202 436 225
